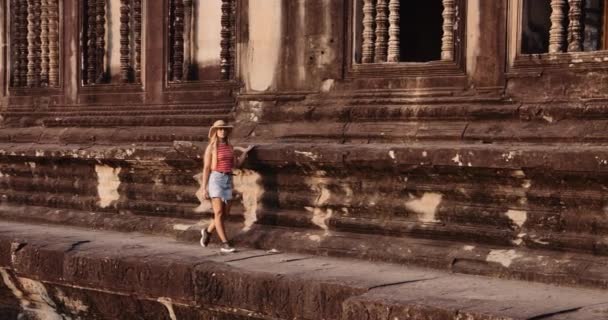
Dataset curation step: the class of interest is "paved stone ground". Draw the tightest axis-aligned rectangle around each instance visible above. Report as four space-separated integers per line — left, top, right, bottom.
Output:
1 221 608 319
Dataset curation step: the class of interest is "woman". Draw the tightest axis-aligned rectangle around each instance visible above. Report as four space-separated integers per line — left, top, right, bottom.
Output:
200 120 254 253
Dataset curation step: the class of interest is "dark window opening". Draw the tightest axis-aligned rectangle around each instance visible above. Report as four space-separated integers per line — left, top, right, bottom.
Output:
521 0 605 54
400 1 444 62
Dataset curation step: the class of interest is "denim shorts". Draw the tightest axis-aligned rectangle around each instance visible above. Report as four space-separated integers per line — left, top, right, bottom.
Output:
208 171 233 202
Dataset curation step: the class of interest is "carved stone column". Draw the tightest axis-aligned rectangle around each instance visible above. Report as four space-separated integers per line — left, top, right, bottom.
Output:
48 0 59 87
40 0 49 85
387 0 400 63
441 0 455 61
172 0 184 81
549 0 566 53
220 0 233 79
27 0 37 87
33 0 42 86
361 0 375 63
567 0 583 52
86 0 97 84
183 0 193 79
374 0 388 63
18 0 28 86
95 0 106 83
133 0 142 83
10 0 23 86
120 0 130 83
229 0 237 79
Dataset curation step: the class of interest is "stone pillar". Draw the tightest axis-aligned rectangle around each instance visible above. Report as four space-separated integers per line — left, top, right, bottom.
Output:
220 0 233 80
27 0 36 87
183 0 192 79
133 0 142 83
374 0 388 63
120 0 130 83
441 0 455 61
10 0 22 86
40 0 49 85
95 0 106 83
387 0 400 63
361 0 375 63
567 0 583 52
86 0 97 84
549 0 566 53
48 0 58 87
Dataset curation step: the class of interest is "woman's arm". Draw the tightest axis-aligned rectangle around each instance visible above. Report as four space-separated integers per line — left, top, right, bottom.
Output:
234 145 255 169
202 145 212 199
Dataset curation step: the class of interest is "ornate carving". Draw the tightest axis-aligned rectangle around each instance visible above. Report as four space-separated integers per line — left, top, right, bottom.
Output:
567 0 583 52
86 0 97 84
95 0 106 83
220 0 233 79
374 0 388 63
172 0 184 81
120 0 130 83
48 0 59 87
40 0 49 85
183 0 193 79
549 0 566 53
387 0 400 63
362 0 375 63
441 0 455 61
133 0 142 83
10 0 23 86
27 0 36 87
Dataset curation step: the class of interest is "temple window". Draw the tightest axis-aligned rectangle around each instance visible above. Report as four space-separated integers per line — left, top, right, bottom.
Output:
80 0 143 85
8 0 61 88
354 0 459 64
521 0 606 54
167 0 236 82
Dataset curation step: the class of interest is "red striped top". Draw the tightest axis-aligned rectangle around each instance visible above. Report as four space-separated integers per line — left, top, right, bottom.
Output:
215 143 234 173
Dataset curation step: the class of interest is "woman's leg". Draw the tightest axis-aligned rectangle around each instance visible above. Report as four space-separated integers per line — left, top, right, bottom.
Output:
210 198 229 243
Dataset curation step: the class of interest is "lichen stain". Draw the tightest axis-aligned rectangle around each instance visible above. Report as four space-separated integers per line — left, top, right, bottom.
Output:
95 165 121 208
486 249 522 268
0 268 68 320
506 209 527 229
233 169 264 232
405 193 443 223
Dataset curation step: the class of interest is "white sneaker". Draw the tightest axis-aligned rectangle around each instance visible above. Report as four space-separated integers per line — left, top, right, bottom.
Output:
220 242 236 253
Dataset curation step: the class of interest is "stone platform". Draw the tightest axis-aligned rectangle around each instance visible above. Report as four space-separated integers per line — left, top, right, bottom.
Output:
1 221 608 320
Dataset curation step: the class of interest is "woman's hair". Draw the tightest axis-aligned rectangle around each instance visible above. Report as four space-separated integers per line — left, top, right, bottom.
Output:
208 129 231 151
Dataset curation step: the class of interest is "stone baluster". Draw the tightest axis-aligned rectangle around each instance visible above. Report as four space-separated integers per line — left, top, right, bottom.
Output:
95 0 106 83
27 0 36 87
10 0 22 86
567 0 583 52
18 0 28 86
120 0 130 83
374 0 388 62
33 0 42 86
40 0 49 85
133 0 142 83
48 0 59 87
361 0 375 63
230 0 237 79
183 0 192 79
387 0 400 63
441 0 455 61
220 0 233 79
549 0 566 53
172 0 184 81
86 0 97 84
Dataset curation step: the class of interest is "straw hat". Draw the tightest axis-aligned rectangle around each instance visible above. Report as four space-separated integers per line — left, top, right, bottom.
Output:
208 120 234 138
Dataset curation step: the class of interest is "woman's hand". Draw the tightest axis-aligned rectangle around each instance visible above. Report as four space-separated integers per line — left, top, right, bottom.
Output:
204 189 210 200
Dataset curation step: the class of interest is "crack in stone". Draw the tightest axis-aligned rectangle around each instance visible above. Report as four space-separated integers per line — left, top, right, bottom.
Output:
12 242 28 253
367 276 443 290
527 306 583 320
223 252 280 263
65 240 91 253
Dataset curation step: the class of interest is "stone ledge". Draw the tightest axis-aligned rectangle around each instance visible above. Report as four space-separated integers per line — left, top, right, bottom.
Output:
1 221 608 319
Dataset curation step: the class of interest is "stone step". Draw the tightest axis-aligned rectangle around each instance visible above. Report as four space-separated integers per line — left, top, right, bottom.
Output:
42 115 229 127
1 220 608 319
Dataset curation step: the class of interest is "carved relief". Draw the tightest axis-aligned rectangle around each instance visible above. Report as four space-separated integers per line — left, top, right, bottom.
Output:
95 0 106 83
133 0 142 83
120 0 130 83
27 0 36 87
40 0 49 85
10 0 23 86
172 0 184 81
86 0 97 84
220 0 233 79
